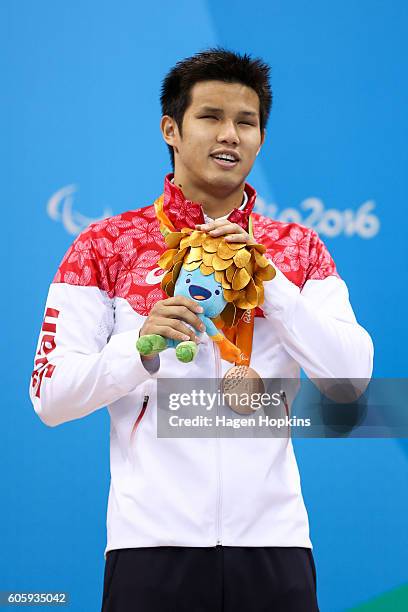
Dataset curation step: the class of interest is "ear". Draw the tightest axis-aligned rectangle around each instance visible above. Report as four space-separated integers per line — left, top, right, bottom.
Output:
256 129 266 156
161 115 180 148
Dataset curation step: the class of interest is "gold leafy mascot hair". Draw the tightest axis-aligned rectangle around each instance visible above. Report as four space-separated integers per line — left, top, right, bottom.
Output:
158 228 276 329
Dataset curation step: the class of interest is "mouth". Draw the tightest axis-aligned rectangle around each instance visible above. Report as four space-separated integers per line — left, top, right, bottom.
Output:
210 151 240 170
189 285 211 301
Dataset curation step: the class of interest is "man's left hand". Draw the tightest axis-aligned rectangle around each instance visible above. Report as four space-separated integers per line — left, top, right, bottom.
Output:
195 220 256 244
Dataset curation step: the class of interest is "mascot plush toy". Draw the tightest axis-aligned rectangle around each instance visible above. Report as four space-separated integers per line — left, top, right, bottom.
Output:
136 229 275 363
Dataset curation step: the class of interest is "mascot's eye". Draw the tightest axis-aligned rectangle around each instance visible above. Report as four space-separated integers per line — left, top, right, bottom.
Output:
186 278 191 284
215 289 220 295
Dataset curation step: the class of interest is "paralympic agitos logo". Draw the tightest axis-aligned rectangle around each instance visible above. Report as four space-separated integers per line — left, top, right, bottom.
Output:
47 185 113 236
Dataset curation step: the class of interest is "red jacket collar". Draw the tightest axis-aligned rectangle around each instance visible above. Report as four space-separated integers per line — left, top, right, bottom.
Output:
163 173 257 231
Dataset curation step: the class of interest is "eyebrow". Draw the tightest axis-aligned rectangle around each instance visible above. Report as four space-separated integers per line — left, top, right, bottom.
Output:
197 106 258 118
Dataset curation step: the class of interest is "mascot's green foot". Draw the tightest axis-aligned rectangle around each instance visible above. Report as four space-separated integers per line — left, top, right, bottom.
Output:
136 334 167 356
175 341 198 363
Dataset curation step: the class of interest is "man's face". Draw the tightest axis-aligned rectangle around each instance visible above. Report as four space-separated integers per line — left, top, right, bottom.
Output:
162 80 264 194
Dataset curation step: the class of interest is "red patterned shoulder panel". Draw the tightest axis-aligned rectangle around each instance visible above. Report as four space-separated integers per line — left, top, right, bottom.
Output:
252 212 339 288
53 206 168 307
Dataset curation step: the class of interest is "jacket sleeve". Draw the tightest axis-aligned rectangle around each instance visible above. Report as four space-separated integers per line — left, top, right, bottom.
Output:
29 234 157 428
261 233 374 381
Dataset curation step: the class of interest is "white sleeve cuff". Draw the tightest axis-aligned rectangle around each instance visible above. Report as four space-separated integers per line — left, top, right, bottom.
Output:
105 328 160 393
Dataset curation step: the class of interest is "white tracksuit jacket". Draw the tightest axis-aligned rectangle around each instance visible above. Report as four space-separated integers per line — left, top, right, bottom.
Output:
30 175 374 559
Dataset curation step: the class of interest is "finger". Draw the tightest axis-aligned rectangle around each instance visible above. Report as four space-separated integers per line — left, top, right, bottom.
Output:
162 295 204 314
224 233 251 242
196 220 224 231
208 224 243 237
159 317 199 341
156 322 199 343
156 305 205 332
143 318 195 342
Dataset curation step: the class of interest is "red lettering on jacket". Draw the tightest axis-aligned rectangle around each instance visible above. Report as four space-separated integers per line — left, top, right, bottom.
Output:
31 308 60 399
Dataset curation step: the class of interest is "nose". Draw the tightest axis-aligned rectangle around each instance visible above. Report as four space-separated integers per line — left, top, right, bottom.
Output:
216 119 240 145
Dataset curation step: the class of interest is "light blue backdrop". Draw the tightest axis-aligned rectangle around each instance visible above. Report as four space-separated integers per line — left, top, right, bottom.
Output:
2 1 407 610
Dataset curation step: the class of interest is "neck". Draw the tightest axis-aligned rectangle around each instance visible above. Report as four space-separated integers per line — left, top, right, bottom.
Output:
173 172 245 219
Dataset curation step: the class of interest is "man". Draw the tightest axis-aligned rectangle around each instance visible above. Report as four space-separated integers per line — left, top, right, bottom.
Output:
30 49 373 611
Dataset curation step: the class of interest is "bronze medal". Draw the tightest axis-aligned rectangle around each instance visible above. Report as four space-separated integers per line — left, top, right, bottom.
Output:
221 365 265 415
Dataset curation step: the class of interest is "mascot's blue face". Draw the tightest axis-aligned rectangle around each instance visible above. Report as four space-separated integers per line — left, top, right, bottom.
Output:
174 267 226 319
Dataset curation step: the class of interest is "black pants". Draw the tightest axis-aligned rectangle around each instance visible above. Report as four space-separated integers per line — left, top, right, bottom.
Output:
101 546 319 611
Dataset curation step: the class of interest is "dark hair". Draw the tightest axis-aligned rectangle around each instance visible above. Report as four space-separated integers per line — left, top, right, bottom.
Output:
160 47 272 168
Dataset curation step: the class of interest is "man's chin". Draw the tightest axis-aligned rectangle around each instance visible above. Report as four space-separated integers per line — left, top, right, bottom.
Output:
205 169 246 194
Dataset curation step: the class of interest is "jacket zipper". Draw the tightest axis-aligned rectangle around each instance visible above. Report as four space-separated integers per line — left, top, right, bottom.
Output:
130 394 150 444
213 342 223 546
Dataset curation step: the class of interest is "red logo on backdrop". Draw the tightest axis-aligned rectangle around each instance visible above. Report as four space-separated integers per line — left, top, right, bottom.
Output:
31 308 60 399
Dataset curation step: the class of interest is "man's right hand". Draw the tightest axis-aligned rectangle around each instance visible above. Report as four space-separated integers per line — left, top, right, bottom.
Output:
139 296 206 348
